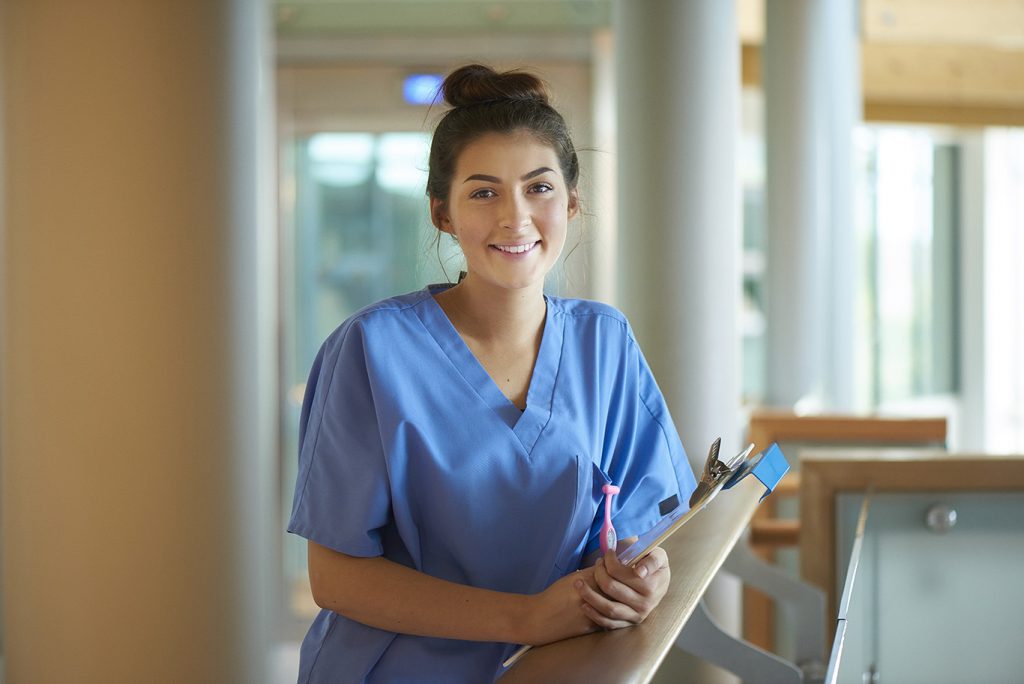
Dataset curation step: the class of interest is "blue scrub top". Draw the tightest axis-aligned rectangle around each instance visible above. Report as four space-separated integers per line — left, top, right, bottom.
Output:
288 285 697 683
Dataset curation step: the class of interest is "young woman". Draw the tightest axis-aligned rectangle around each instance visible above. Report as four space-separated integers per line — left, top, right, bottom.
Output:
288 64 697 683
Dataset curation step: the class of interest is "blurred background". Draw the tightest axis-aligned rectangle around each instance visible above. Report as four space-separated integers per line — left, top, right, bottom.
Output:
2 0 1022 682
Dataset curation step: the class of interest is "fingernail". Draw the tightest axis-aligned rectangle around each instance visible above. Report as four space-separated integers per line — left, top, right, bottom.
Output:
574 579 584 590
637 566 649 578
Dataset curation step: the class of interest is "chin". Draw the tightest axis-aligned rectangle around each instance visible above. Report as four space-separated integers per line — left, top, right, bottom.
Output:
493 275 545 292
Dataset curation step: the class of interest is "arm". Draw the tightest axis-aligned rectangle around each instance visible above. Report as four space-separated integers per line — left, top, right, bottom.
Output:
307 540 600 647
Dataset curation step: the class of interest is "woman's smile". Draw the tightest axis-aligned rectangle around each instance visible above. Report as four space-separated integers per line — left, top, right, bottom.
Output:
491 240 540 256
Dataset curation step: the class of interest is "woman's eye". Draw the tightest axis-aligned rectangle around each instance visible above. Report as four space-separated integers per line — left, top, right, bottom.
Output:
529 183 554 194
470 188 496 199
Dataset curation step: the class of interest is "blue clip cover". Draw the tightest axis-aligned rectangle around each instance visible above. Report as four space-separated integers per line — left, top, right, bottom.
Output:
722 443 790 501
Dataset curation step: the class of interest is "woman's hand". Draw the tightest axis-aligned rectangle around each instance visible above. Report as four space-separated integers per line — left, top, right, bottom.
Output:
523 567 602 646
575 547 671 630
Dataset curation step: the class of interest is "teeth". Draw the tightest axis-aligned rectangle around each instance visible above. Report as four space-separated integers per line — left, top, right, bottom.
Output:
495 242 536 254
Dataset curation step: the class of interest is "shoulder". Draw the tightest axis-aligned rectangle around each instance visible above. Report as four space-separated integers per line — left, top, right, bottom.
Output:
316 288 435 361
547 296 637 346
328 288 432 335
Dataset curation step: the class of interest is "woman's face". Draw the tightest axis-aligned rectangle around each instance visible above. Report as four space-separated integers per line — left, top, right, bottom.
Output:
431 130 578 295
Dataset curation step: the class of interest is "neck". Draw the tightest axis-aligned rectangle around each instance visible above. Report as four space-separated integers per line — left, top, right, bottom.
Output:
438 275 546 346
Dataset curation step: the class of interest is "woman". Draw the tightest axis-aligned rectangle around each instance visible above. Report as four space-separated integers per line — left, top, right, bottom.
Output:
288 64 697 683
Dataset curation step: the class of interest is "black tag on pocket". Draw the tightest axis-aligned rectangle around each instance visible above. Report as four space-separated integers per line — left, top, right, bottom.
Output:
659 494 680 516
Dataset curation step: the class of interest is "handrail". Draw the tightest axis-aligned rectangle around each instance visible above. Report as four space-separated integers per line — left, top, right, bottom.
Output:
500 476 766 683
824 491 871 684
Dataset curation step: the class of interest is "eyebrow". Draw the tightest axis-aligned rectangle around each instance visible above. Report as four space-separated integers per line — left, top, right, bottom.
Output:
462 167 556 184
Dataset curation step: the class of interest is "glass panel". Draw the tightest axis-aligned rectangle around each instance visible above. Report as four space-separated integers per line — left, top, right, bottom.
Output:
854 126 960 409
984 128 1024 451
834 492 1024 683
280 131 455 620
833 493 877 683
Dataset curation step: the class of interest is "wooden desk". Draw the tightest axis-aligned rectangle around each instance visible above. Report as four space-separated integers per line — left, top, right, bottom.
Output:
500 476 765 683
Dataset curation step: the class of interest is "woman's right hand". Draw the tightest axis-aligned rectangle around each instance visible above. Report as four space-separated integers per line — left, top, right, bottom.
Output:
523 567 601 645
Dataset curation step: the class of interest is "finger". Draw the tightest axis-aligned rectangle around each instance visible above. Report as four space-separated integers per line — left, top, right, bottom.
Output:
593 556 646 606
601 549 640 581
632 547 670 581
601 551 661 598
576 576 642 625
580 600 632 631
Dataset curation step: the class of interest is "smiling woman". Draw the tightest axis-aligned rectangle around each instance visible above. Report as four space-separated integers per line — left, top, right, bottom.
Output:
286 64 697 683
431 131 576 299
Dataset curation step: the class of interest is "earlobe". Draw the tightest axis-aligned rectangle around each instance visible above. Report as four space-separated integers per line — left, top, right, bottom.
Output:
430 197 451 232
567 190 580 219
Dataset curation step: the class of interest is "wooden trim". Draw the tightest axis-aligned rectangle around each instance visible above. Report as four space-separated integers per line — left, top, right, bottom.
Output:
747 412 948 456
773 472 800 497
501 476 766 683
799 450 1024 641
750 518 800 547
740 43 1024 127
864 101 1024 127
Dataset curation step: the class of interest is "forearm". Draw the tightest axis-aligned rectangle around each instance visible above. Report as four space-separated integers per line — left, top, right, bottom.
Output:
307 541 533 644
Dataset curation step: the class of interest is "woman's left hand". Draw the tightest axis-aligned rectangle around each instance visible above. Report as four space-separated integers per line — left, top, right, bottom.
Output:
574 547 671 629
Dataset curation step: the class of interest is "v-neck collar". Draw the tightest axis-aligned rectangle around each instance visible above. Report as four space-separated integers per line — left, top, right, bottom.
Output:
415 285 564 456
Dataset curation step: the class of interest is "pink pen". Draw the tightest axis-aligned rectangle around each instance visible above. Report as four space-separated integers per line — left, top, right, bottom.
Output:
600 483 621 554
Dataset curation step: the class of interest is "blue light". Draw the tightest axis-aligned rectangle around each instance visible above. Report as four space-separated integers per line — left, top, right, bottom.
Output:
403 74 443 106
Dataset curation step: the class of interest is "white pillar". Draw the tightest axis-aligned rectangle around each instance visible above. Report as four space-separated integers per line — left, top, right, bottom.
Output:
1 1 276 682
590 28 618 306
764 0 860 412
764 0 828 409
615 1 740 681
822 0 861 412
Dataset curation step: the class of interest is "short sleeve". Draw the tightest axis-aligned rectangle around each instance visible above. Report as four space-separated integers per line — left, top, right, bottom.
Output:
287 318 390 557
585 335 697 553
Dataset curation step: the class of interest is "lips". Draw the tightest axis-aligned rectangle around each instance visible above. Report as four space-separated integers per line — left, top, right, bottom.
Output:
492 241 539 254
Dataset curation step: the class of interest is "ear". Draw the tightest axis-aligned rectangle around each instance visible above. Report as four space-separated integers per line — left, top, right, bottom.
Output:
430 197 452 233
567 189 580 220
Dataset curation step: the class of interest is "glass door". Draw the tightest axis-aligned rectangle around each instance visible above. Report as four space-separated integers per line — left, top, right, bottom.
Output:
280 129 462 622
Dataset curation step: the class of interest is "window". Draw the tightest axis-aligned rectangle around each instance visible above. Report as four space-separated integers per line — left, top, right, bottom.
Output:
984 128 1024 451
280 131 454 621
854 126 960 410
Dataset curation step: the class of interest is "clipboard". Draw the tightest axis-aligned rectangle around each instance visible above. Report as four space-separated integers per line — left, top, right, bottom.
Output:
503 440 789 669
617 440 790 567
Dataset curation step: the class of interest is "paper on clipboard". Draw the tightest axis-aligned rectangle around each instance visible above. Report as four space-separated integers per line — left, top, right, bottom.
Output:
616 441 790 567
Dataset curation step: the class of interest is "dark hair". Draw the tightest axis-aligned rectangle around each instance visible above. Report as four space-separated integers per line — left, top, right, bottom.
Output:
426 64 580 204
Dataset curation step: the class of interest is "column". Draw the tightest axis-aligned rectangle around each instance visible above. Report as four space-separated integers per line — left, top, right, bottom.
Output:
763 0 828 409
763 0 860 411
0 1 276 682
615 1 741 681
822 0 860 411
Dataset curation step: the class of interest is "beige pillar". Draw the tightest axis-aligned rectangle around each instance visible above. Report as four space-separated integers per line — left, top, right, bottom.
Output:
1 1 276 682
615 1 741 681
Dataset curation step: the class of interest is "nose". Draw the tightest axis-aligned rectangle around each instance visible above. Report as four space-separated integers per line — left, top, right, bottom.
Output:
499 194 531 231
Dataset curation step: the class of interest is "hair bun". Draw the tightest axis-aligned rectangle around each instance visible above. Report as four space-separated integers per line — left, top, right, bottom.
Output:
441 64 550 108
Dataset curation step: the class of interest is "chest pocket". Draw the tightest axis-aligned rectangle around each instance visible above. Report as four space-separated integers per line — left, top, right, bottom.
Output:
548 456 613 582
